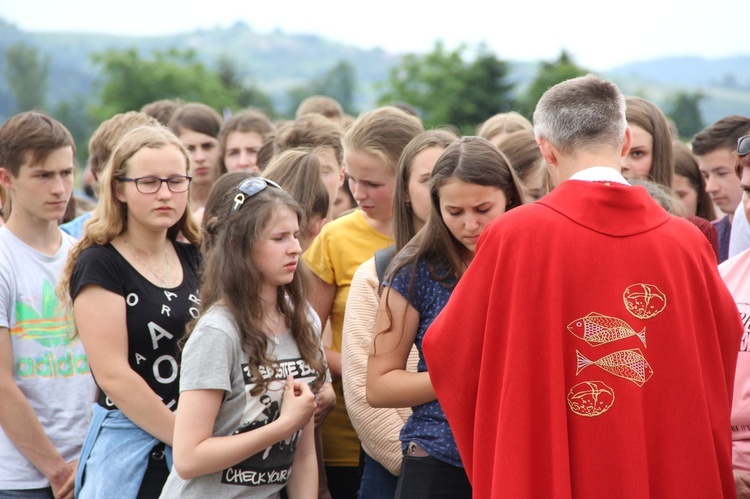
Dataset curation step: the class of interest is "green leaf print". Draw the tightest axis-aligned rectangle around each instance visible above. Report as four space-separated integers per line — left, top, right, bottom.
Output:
14 280 75 348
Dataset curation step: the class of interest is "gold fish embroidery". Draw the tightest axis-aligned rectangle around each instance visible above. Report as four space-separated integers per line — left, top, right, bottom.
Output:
576 349 653 386
623 283 667 319
567 381 615 417
567 312 646 347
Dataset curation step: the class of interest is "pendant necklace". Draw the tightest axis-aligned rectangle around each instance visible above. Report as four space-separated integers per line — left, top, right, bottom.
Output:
123 237 170 288
264 312 282 345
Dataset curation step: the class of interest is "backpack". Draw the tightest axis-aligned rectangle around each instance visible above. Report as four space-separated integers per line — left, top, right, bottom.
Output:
374 245 397 292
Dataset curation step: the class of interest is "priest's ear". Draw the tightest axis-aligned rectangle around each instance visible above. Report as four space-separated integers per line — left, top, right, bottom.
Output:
536 137 562 186
536 137 559 166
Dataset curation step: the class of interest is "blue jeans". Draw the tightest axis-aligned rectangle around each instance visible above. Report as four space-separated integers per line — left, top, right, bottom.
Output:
394 454 471 499
0 490 53 499
358 453 398 499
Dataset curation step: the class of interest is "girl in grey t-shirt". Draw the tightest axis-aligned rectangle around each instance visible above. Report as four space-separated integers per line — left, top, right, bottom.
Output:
161 179 327 498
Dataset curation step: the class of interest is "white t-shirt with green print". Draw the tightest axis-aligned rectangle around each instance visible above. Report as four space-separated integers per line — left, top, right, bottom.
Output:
0 226 96 490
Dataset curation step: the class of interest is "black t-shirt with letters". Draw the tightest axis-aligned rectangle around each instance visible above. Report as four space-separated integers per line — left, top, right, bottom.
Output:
70 241 201 410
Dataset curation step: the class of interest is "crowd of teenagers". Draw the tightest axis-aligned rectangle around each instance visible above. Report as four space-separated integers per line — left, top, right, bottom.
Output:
1 78 750 499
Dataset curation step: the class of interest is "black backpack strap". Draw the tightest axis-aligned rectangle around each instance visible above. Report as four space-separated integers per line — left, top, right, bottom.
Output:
374 245 398 287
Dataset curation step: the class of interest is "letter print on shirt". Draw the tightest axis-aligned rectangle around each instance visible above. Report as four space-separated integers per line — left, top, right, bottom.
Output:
221 355 318 488
13 279 90 379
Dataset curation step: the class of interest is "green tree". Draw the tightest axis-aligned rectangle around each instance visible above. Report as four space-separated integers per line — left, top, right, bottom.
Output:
216 55 274 115
666 91 704 139
90 47 236 121
52 96 96 164
450 46 515 129
519 50 588 118
285 60 358 117
5 42 49 112
316 61 357 114
376 41 515 133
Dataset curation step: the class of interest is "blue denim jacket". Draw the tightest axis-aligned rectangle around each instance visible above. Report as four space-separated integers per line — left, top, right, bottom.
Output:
75 404 173 498
59 211 92 239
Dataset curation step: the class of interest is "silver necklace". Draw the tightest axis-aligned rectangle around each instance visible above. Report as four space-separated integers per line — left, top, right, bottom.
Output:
264 312 283 345
123 237 170 288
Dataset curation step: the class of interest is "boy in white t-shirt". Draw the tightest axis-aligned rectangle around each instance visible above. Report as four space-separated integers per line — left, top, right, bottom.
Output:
0 112 95 498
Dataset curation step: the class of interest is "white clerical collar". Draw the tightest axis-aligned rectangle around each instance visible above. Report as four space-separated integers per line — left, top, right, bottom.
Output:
568 166 630 186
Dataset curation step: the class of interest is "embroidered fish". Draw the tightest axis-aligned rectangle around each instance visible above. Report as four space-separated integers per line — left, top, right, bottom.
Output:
576 349 653 386
567 312 646 347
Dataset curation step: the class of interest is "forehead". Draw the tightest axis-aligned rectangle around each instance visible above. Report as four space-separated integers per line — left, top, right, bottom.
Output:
226 131 263 147
262 205 299 230
344 150 391 178
179 129 218 146
20 146 75 172
126 145 187 173
439 179 504 205
629 125 653 146
410 147 444 176
697 148 734 172
741 167 750 185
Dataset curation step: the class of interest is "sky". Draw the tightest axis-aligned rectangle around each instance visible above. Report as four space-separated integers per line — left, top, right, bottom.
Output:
0 0 747 71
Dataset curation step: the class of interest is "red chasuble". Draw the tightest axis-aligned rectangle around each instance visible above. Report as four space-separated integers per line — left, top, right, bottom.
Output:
422 180 742 499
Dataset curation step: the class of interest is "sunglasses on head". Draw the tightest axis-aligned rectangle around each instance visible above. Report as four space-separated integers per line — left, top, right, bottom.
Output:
229 177 282 216
739 136 750 157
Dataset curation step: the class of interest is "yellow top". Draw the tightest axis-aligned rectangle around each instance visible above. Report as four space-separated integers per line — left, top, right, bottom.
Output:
303 209 393 466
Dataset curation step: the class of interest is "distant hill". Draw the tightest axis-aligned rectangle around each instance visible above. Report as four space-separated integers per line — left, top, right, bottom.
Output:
606 56 750 126
0 18 748 128
0 18 397 116
611 56 750 89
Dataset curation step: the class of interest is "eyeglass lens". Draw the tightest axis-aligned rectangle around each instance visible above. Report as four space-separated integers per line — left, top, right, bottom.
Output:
136 176 191 193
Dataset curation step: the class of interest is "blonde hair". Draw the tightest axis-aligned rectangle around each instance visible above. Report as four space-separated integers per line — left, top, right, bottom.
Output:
59 126 201 299
275 114 344 166
88 111 161 177
477 112 532 142
296 95 344 123
343 107 424 172
263 148 329 237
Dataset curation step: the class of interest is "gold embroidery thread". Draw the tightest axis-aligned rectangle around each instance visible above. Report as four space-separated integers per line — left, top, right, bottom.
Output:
567 381 615 417
623 283 667 319
576 349 654 387
568 312 646 347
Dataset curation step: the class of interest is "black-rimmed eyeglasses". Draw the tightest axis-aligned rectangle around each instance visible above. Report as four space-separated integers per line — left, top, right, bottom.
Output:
738 136 750 157
118 175 192 194
230 177 282 215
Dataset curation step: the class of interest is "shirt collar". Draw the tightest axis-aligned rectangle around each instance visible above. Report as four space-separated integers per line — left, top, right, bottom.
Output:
568 166 630 186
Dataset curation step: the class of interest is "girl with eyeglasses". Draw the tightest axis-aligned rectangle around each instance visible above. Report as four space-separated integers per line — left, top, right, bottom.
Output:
58 125 202 498
160 178 327 498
